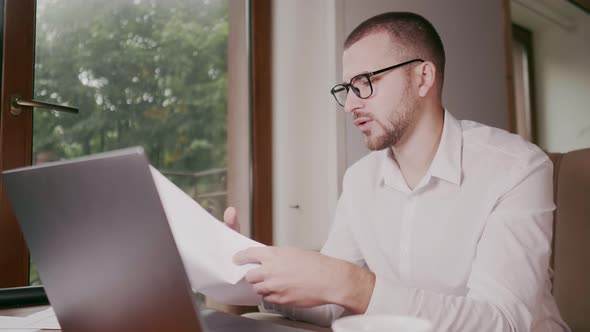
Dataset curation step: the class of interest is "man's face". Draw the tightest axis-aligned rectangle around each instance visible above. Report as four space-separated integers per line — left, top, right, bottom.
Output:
342 32 419 150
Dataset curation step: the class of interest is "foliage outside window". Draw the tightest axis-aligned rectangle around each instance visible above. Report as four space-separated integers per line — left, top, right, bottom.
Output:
31 0 230 287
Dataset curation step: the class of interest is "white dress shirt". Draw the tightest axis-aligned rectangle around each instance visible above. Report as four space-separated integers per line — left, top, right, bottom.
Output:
264 110 570 331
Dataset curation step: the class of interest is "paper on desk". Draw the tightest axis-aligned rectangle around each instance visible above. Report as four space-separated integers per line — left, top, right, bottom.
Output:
150 166 264 306
0 307 60 330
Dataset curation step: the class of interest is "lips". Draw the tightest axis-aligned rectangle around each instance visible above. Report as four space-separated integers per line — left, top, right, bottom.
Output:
354 117 373 132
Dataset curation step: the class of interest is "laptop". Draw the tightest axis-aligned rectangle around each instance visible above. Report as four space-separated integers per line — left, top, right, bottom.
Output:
2 147 310 332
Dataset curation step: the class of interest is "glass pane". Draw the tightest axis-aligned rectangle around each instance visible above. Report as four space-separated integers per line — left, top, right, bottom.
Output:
31 0 236 290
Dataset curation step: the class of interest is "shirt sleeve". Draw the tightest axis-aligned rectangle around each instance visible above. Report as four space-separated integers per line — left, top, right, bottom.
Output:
365 153 556 331
260 302 346 327
259 171 365 327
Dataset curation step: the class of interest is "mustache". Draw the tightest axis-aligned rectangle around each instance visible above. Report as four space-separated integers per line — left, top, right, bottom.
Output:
353 112 373 121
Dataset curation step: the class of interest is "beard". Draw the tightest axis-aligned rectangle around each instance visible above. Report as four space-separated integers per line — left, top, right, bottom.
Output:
364 85 417 151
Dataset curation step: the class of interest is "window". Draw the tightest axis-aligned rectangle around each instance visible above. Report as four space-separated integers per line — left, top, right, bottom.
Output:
0 0 272 294
32 0 232 286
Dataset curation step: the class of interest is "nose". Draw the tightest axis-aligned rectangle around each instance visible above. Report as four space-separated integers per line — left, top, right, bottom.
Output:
343 90 363 113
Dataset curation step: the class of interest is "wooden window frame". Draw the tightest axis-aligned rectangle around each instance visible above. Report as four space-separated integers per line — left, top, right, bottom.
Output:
503 0 516 136
511 23 538 144
249 0 272 246
0 0 35 288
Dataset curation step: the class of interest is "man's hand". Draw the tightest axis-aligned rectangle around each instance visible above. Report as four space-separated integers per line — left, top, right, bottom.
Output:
233 246 376 313
223 206 240 233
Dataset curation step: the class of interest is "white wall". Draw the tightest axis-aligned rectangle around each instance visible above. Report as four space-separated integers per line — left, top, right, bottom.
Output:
512 0 590 152
271 0 344 249
272 0 511 248
342 0 510 166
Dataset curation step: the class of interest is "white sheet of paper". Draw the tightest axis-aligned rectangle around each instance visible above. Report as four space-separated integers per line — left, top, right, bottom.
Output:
150 166 264 305
22 308 59 330
0 307 59 330
0 315 26 329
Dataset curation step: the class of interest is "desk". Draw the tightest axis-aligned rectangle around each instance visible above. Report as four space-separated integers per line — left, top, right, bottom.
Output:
0 305 45 317
0 305 331 331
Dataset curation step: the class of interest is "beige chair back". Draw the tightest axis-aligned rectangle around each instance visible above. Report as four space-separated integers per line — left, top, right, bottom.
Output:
548 149 590 332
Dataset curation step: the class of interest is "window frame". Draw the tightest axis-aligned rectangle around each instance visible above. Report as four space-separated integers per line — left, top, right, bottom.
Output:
511 23 538 144
249 0 273 246
0 0 35 289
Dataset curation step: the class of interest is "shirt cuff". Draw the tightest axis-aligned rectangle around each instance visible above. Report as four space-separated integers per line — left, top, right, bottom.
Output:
365 274 415 315
261 300 345 327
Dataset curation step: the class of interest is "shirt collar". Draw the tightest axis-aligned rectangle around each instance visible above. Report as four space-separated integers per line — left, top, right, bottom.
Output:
379 109 463 190
379 148 407 192
426 109 463 185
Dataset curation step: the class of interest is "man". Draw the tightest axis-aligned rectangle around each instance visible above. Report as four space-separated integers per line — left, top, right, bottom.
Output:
225 12 570 331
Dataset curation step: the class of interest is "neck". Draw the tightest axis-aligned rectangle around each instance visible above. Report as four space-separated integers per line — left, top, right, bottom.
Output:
391 102 444 190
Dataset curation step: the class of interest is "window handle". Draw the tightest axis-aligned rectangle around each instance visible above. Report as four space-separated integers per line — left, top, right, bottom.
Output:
10 94 79 116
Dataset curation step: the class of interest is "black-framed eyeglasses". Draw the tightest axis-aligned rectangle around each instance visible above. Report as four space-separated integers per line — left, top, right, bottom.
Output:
330 58 424 107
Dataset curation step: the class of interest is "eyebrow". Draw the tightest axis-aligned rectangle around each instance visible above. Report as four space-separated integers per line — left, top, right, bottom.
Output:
341 71 371 84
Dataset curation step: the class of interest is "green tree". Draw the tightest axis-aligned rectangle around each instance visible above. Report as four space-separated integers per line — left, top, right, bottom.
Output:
34 0 228 172
33 0 229 214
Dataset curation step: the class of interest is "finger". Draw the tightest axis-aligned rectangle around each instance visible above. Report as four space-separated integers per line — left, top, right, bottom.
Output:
223 206 240 233
233 247 272 265
244 267 267 284
253 282 273 296
263 293 286 305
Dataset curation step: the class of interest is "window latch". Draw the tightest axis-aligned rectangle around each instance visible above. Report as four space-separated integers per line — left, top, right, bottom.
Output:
10 94 79 116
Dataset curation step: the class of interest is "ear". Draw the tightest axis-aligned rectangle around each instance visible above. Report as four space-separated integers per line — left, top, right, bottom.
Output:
416 61 436 97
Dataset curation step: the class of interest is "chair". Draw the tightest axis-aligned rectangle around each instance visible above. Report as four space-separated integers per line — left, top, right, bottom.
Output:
548 148 590 332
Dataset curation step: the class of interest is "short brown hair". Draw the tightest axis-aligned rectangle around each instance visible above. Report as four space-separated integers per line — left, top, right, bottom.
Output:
345 12 445 89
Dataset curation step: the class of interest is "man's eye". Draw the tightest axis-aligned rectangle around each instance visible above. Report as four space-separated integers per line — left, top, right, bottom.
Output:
356 76 370 86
